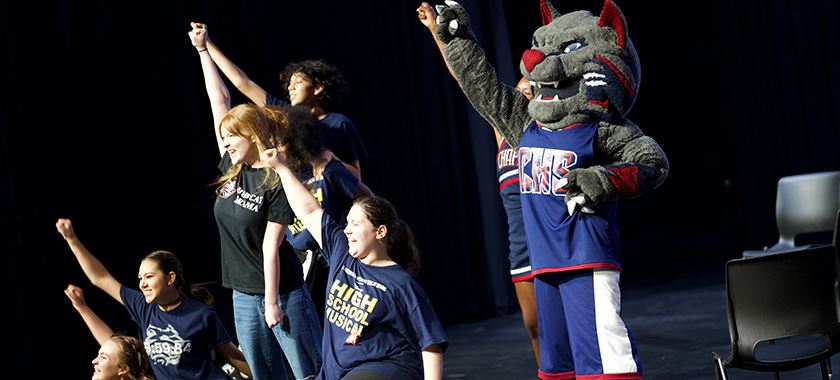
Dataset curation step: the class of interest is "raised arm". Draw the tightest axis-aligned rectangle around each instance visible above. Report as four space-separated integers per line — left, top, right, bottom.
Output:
197 24 268 106
189 22 231 156
56 219 123 303
417 2 455 78
64 284 115 345
422 344 444 380
432 1 532 147
261 149 325 247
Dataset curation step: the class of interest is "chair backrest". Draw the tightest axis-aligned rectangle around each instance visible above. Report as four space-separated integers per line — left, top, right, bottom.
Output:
726 245 840 364
775 171 840 249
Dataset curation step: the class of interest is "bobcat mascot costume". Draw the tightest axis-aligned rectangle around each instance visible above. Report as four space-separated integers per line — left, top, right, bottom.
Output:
434 0 668 378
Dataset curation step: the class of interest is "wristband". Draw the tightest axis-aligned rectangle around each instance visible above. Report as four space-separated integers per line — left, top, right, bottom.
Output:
197 48 208 53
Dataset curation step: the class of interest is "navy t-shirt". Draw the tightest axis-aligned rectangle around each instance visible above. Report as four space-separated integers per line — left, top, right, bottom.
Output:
214 153 304 294
317 213 448 380
287 159 359 251
121 286 231 380
265 93 368 164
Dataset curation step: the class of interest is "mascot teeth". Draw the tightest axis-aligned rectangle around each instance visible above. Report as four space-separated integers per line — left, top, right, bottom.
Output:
537 81 560 89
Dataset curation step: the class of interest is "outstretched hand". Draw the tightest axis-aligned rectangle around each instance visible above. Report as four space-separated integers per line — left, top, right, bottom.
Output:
55 218 76 240
188 22 209 50
432 0 469 43
64 284 88 310
416 2 438 32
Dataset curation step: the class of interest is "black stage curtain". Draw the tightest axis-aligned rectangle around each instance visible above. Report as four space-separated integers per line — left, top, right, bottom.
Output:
2 0 839 376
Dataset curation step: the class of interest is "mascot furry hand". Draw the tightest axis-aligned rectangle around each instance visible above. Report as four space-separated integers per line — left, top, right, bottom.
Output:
435 0 668 214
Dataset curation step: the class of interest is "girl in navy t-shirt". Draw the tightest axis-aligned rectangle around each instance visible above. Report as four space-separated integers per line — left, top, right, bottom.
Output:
260 149 448 380
56 219 251 379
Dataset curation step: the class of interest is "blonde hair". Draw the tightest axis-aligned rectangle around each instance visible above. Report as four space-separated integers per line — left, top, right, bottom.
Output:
214 104 287 193
109 335 155 380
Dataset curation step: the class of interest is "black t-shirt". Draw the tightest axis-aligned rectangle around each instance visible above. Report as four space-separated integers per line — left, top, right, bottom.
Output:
214 153 304 294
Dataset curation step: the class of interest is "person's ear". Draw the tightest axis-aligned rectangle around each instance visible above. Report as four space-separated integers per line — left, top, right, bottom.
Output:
375 225 388 240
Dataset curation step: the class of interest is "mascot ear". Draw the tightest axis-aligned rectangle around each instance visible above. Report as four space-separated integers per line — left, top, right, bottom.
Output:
539 0 561 25
598 0 628 48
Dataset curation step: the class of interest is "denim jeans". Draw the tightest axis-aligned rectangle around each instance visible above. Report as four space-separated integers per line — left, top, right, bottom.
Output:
233 285 323 380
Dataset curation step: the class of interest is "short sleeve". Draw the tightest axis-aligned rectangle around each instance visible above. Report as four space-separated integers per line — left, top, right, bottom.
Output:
327 160 359 199
208 309 232 347
402 282 449 353
321 114 368 163
267 186 295 225
218 152 232 173
265 92 290 108
320 212 349 265
120 285 149 325
339 117 368 161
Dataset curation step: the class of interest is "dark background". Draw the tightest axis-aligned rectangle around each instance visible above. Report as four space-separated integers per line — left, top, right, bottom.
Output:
2 0 839 376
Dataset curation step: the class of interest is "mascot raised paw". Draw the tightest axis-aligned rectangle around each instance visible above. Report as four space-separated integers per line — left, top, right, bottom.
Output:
433 0 667 378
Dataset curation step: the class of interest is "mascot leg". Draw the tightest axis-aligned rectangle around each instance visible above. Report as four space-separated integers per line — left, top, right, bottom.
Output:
536 270 642 379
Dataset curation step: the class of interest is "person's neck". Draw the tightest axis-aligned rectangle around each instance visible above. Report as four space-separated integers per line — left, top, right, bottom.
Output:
360 249 395 267
243 154 266 168
157 295 183 312
311 105 327 120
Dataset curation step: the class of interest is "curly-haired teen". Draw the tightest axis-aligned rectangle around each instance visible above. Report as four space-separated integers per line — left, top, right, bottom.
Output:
189 22 368 179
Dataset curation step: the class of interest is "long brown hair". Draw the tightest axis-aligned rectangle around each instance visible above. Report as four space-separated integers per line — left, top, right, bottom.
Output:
354 196 421 277
109 334 154 380
213 104 286 193
142 250 213 306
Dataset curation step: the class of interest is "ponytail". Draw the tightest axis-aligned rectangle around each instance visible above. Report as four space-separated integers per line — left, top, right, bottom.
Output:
353 196 421 277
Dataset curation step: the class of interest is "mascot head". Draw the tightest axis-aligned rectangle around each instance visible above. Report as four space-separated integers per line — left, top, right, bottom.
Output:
521 0 640 130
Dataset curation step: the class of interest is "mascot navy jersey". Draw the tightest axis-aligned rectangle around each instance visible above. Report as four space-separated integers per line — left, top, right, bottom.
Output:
519 122 621 274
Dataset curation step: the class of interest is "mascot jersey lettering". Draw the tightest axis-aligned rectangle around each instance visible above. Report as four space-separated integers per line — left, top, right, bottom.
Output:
497 139 520 209
518 122 621 274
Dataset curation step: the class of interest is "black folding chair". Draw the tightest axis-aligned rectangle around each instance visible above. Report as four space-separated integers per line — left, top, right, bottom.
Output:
713 245 840 379
743 171 840 257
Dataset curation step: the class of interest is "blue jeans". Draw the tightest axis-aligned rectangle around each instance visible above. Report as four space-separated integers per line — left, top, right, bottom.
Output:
233 285 323 380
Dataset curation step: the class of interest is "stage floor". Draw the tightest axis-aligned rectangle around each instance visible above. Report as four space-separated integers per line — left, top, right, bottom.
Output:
443 271 840 379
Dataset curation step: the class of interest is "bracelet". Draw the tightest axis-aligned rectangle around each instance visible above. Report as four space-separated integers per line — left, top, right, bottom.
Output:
197 48 208 53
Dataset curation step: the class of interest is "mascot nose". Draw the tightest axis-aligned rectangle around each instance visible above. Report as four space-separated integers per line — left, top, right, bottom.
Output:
522 49 546 73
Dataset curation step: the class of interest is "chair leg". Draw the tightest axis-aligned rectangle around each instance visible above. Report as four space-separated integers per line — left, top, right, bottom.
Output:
712 354 728 380
819 358 831 380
